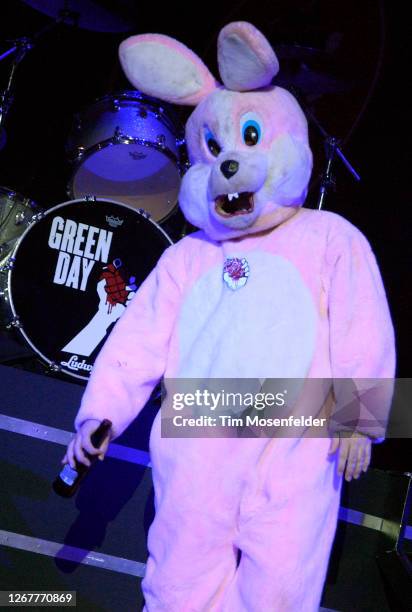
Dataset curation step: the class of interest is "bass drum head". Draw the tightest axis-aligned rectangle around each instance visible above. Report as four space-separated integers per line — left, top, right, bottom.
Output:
70 143 180 222
7 198 172 380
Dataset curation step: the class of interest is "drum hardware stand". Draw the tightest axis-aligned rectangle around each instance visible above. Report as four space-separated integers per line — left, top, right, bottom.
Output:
309 108 361 210
0 10 79 142
318 136 338 211
289 87 361 210
0 38 33 133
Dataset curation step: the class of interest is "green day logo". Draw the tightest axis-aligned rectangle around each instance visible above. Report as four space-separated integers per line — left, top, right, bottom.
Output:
47 215 137 367
48 216 113 290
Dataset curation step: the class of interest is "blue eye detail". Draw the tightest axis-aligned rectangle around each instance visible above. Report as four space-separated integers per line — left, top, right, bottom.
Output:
242 119 261 146
204 128 221 157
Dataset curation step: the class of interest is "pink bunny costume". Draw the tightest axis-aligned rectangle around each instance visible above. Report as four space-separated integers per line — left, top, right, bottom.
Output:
74 23 395 611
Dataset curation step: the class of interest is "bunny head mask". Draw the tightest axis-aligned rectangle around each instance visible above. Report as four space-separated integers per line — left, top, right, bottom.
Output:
119 22 313 241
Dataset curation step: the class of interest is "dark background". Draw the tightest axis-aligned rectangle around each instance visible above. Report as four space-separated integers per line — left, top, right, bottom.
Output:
0 0 410 469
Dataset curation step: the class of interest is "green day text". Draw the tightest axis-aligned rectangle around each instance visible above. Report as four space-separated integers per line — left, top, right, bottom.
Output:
48 216 113 291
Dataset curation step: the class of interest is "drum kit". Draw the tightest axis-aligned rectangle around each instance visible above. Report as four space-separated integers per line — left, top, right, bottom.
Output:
0 1 189 381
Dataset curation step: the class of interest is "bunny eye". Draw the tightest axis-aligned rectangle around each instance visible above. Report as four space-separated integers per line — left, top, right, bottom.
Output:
242 120 261 146
204 128 221 157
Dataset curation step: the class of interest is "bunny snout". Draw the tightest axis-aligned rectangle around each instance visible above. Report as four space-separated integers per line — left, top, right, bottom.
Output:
209 152 267 220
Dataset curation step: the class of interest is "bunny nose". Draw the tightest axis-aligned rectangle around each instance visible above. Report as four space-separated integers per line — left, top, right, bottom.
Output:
220 160 239 179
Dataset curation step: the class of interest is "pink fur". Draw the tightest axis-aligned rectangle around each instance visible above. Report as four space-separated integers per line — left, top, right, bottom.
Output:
218 21 279 90
75 207 395 610
119 34 218 105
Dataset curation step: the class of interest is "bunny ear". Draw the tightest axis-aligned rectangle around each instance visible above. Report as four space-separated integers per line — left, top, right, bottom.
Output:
217 22 279 91
119 34 219 106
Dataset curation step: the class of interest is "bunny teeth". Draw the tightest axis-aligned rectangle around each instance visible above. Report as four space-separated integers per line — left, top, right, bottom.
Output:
215 192 254 217
227 193 239 201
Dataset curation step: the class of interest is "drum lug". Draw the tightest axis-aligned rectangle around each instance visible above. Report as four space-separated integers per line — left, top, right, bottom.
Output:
14 211 27 225
137 208 151 219
6 316 21 330
47 362 62 374
0 285 8 300
114 126 126 143
112 99 120 112
156 134 166 148
75 146 85 160
0 257 15 272
30 211 45 224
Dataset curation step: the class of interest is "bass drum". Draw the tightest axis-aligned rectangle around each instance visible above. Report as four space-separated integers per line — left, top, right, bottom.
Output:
0 198 172 380
66 91 187 223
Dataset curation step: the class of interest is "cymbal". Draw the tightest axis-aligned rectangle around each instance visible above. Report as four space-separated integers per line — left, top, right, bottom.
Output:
22 0 133 33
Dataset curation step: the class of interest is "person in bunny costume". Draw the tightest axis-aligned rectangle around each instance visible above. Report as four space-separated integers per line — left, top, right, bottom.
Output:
63 22 395 611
